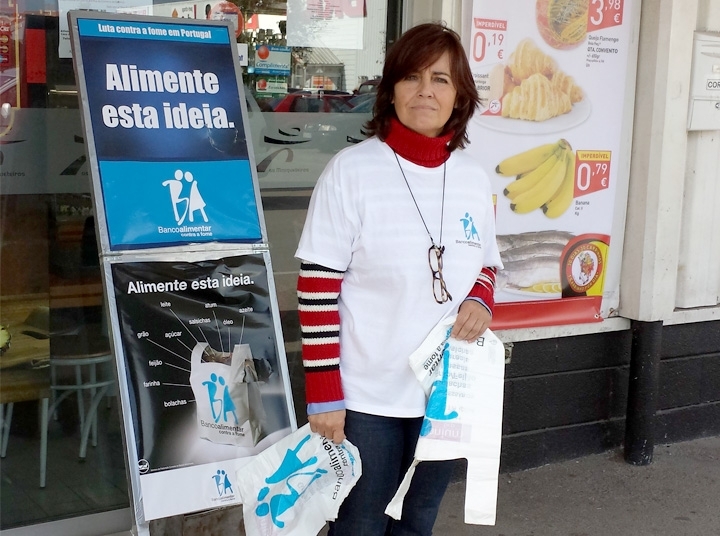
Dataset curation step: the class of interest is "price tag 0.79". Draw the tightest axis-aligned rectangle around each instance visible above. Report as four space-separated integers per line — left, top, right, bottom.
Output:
574 150 612 197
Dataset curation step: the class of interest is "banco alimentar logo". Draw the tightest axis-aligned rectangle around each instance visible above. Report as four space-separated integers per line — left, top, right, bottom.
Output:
162 169 208 225
203 372 238 424
460 212 480 240
212 468 235 498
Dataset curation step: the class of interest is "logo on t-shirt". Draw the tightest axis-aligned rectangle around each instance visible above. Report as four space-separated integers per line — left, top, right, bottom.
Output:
456 212 482 248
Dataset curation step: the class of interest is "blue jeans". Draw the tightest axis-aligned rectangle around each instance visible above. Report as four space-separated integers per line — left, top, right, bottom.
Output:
328 410 456 536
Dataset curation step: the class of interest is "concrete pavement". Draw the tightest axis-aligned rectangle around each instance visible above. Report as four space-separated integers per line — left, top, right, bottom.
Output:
126 436 720 535
433 436 720 536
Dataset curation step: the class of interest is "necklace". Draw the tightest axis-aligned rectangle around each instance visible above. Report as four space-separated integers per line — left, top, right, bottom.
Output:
394 151 452 303
393 151 447 249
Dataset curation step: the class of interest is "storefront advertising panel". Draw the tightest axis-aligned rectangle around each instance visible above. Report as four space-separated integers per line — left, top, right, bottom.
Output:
69 12 296 526
467 0 634 329
58 0 151 58
73 15 262 250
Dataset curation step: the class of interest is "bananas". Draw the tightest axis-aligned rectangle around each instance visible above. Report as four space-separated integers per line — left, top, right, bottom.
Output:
504 146 563 200
510 155 567 214
495 141 560 176
542 150 576 218
496 139 576 218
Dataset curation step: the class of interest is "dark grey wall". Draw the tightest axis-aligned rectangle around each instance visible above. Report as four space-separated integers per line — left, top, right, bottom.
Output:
283 314 720 473
500 329 631 472
656 320 720 443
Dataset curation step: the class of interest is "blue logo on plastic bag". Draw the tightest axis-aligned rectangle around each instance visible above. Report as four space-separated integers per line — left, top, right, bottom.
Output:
421 341 459 437
255 434 328 528
203 372 238 424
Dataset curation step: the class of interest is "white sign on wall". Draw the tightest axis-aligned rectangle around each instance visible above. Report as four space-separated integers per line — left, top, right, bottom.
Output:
287 0 365 49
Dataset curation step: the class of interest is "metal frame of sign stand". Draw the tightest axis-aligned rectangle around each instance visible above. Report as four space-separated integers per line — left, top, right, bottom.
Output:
67 12 297 535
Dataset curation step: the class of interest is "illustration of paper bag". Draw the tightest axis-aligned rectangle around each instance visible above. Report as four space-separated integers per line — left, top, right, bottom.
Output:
189 342 266 446
385 316 505 525
236 423 362 536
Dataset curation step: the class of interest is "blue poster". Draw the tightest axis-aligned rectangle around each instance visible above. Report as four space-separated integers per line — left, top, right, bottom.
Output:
76 18 261 249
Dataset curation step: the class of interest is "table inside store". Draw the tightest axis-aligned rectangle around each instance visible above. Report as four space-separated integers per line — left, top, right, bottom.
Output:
1 275 104 370
0 294 51 371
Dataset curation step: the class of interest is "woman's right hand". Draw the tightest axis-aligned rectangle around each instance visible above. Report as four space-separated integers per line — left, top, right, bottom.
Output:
308 409 346 444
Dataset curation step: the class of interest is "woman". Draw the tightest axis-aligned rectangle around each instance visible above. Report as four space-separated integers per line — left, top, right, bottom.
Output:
295 22 502 535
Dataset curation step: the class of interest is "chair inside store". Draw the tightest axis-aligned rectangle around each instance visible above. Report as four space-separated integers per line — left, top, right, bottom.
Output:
46 206 117 460
0 364 51 488
0 303 116 487
0 282 52 486
48 320 116 461
49 300 116 460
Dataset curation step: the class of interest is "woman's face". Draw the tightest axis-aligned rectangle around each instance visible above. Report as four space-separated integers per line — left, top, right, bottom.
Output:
392 51 457 138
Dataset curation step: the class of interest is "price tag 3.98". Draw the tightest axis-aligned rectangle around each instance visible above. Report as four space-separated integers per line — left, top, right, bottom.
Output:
587 0 624 32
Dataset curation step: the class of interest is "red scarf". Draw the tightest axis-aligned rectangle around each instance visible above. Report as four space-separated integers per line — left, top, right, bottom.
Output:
383 117 453 168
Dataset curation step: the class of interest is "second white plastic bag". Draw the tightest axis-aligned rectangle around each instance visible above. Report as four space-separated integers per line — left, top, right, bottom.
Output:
385 316 505 525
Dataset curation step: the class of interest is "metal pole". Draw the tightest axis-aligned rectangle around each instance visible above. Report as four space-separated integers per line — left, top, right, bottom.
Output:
624 319 663 465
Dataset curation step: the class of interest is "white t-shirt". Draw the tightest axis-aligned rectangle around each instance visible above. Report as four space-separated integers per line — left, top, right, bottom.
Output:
296 137 502 418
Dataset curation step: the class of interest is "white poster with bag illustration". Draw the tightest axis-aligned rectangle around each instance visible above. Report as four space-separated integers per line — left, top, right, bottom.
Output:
109 252 295 520
467 0 636 330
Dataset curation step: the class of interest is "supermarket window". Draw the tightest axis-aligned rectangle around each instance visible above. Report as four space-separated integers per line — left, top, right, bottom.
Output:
239 0 394 190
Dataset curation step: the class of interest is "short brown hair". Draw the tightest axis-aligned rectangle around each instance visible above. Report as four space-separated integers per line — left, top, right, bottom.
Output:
364 22 479 151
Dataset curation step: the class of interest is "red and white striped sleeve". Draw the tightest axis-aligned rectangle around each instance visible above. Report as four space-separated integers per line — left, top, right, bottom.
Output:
297 262 345 413
465 266 497 314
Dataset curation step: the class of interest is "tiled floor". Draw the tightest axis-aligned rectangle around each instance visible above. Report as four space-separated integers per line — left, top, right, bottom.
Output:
0 397 130 530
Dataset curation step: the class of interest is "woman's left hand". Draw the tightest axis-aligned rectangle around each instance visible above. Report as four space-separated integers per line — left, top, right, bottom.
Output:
451 299 492 342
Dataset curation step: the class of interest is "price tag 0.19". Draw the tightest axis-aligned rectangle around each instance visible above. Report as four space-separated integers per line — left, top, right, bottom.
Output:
574 150 611 197
472 18 507 64
587 0 624 32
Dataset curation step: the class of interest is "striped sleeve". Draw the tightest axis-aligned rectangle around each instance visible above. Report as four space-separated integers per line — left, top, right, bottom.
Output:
297 262 344 409
465 266 497 315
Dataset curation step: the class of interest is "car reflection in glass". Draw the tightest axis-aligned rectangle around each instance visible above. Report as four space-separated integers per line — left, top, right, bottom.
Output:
272 91 354 113
348 93 376 113
248 87 378 160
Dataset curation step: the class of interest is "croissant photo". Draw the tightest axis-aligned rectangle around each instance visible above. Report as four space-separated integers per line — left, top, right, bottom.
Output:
489 38 584 122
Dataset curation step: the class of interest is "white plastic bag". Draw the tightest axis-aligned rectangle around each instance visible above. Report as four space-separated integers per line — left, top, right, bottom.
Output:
189 342 266 446
385 316 505 525
236 423 362 536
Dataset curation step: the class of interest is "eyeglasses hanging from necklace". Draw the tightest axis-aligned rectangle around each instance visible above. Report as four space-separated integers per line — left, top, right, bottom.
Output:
394 151 453 304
